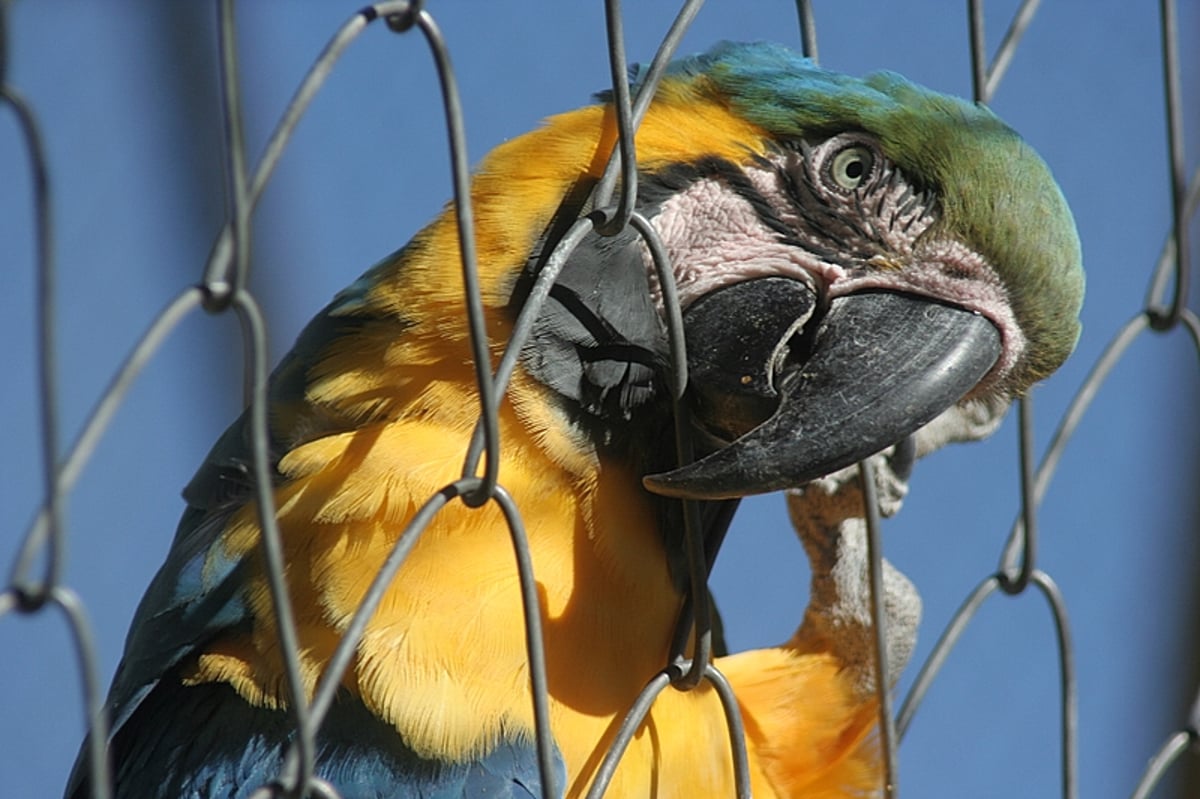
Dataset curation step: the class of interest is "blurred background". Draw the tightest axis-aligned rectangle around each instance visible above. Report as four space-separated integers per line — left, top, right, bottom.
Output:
2 2 1197 797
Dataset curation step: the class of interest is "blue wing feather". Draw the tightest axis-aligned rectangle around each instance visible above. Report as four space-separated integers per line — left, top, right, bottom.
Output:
70 679 562 798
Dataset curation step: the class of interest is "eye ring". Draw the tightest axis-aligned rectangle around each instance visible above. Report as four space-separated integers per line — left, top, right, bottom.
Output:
828 144 875 191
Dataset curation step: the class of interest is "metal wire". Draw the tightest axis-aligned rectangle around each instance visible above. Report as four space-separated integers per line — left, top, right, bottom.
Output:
860 457 899 799
1153 0 1191 330
983 0 1041 102
214 3 316 795
3 82 55 597
898 4 1196 799
797 10 900 797
3 46 60 608
795 0 819 62
3 5 110 797
5 2 1197 799
591 0 639 236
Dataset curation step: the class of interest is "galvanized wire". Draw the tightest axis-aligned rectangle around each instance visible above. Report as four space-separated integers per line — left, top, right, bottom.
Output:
897 4 1196 799
4 2 1197 799
214 3 315 795
859 456 899 799
2 4 110 797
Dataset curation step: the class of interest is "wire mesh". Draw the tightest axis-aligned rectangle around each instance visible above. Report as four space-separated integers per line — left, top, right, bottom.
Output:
3 1 1197 798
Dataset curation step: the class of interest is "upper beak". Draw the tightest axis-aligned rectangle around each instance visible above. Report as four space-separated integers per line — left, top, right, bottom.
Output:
643 276 1002 500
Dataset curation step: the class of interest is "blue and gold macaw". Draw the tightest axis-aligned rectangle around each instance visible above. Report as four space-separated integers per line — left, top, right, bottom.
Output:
67 42 1083 798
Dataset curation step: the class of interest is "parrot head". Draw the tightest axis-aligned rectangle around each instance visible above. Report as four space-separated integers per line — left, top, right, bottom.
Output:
521 42 1083 501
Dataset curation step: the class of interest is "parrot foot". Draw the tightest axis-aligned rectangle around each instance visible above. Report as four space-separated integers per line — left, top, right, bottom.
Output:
786 447 921 700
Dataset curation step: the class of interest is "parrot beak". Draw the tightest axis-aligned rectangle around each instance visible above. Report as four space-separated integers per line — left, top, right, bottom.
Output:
643 277 1002 500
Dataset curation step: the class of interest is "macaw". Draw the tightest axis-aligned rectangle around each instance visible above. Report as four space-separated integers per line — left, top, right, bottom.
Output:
67 41 1083 799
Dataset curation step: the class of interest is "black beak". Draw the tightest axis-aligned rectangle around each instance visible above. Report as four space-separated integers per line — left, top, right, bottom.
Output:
643 277 1002 500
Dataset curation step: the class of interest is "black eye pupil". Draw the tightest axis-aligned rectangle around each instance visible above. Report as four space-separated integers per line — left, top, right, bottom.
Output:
844 160 864 179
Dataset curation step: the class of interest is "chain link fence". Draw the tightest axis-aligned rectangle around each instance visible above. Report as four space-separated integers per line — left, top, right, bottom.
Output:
3 1 1197 797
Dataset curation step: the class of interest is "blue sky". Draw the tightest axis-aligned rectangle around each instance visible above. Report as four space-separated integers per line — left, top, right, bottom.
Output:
2 2 1197 798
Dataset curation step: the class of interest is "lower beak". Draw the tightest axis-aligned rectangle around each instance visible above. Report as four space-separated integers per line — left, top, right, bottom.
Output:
643 278 1002 500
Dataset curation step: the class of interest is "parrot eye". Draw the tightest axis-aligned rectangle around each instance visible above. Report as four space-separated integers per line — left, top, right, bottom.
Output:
828 145 875 190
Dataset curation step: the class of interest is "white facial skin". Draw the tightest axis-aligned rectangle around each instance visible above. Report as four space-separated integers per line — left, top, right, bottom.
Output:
642 134 1025 399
